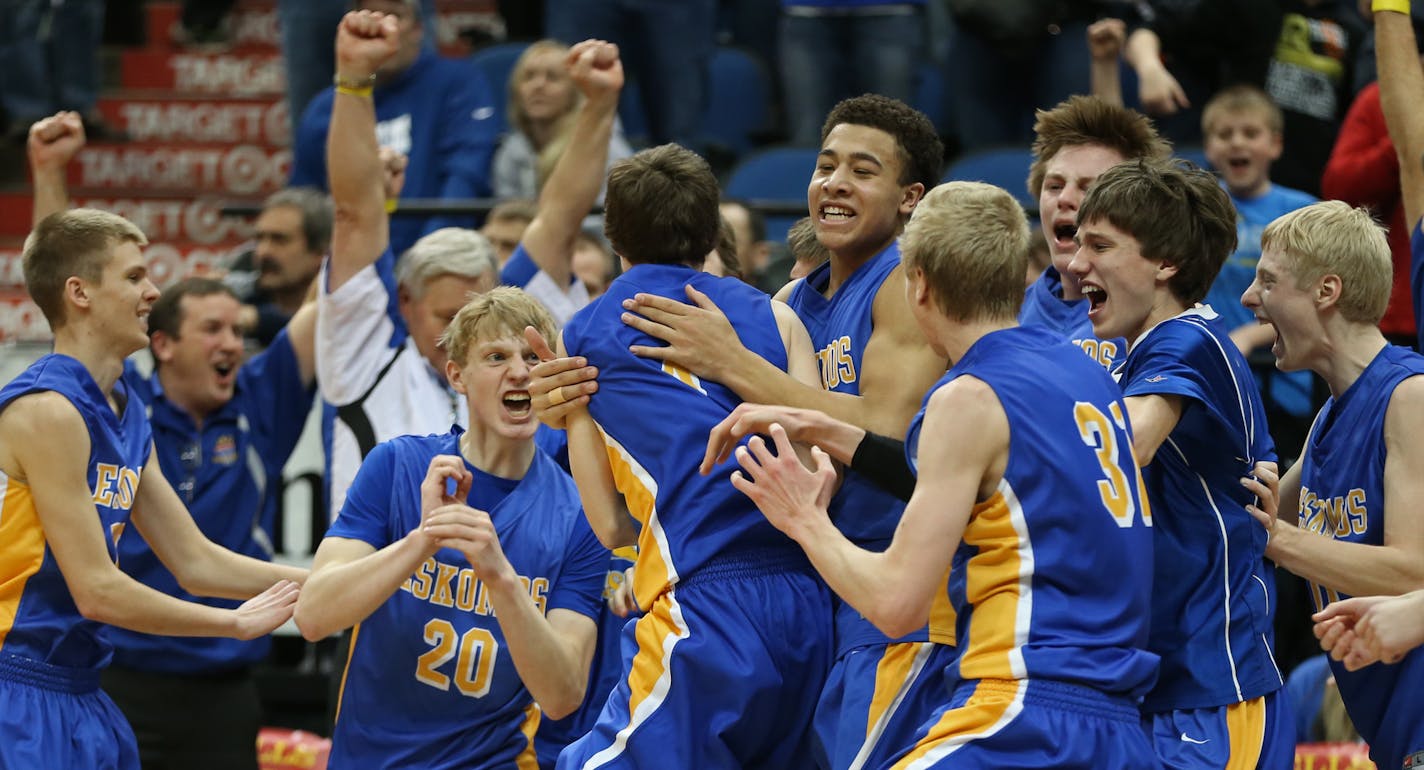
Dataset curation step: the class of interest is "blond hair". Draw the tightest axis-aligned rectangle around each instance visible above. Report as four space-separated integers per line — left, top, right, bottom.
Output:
1201 84 1283 137
1260 201 1392 324
900 181 1030 322
23 209 148 328
440 286 555 366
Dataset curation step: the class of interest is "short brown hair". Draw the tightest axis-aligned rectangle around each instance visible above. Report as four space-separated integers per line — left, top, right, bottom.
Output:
440 286 555 367
900 181 1030 322
1202 84 1283 137
23 209 148 329
1028 95 1171 199
487 198 538 226
604 144 721 267
1078 158 1238 305
786 216 829 263
822 94 943 190
148 277 239 342
1261 201 1392 324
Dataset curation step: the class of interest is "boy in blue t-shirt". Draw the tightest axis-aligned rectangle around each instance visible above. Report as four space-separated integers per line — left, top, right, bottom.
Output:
294 287 606 769
1201 85 1320 442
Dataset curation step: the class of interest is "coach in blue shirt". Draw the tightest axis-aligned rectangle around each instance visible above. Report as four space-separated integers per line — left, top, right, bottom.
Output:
103 277 317 770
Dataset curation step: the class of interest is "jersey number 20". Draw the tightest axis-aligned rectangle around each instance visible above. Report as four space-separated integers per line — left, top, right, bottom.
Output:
415 618 498 697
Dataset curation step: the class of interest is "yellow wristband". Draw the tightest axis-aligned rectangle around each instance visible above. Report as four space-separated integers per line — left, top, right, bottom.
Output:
335 84 374 98
384 199 398 214
1374 0 1411 15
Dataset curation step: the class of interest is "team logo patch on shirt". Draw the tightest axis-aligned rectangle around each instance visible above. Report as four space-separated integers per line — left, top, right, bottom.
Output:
213 434 238 465
1145 375 1168 383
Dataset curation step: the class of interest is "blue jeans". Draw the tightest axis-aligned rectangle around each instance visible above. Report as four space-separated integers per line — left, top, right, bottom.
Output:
545 0 716 148
278 0 436 133
0 0 105 122
947 20 1092 152
779 9 926 145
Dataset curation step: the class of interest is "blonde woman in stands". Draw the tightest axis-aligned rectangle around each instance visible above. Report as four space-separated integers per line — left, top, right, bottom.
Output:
492 39 634 202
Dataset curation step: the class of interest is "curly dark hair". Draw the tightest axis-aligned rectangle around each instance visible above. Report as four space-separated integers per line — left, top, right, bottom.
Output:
821 94 943 191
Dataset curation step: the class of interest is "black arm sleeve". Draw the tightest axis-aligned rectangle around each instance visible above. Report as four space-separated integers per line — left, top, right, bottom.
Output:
849 431 916 502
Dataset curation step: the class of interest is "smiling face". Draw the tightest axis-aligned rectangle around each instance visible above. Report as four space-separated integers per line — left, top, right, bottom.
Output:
447 334 540 441
90 241 162 355
1204 110 1281 199
1240 247 1323 372
1068 218 1180 343
1037 143 1127 290
808 123 922 265
151 291 246 418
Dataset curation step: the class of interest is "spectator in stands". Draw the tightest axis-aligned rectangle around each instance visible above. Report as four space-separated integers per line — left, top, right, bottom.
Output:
492 40 633 203
318 9 497 521
276 0 435 136
228 188 333 348
27 112 318 770
289 0 498 259
571 231 616 299
1199 85 1319 451
483 198 538 268
786 215 828 281
1119 0 1282 143
1322 69 1419 346
719 199 772 289
779 0 927 145
0 0 125 144
544 0 716 149
704 215 746 280
497 38 626 327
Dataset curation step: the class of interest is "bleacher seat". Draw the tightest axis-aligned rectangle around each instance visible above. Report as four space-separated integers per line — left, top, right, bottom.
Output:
942 146 1036 212
699 46 773 158
724 146 819 243
469 41 530 134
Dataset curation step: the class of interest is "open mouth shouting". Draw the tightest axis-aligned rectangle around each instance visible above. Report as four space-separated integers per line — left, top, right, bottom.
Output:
502 390 532 420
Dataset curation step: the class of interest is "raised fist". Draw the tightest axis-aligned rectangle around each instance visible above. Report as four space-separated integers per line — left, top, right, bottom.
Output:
566 39 624 103
335 10 401 80
28 111 86 173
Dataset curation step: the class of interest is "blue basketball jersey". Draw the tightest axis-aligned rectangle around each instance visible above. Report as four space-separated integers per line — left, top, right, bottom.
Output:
0 354 151 673
1018 265 1127 371
1298 344 1424 768
1115 307 1282 712
785 242 943 653
906 326 1158 697
327 429 606 769
562 263 803 611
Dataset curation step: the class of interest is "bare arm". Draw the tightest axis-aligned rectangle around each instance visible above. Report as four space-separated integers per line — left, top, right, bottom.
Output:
326 10 401 292
624 266 946 436
1122 393 1184 467
519 40 623 289
1259 378 1424 597
1374 6 1424 233
294 453 467 640
130 453 306 600
0 394 296 639
1124 27 1190 116
556 331 639 549
28 112 86 227
293 535 432 641
734 377 999 638
285 300 318 386
1088 19 1127 107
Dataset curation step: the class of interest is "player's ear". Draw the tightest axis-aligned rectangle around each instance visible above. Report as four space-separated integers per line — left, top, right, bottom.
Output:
900 182 926 215
1154 259 1179 283
150 331 176 363
64 275 91 310
445 358 467 394
1316 274 1343 310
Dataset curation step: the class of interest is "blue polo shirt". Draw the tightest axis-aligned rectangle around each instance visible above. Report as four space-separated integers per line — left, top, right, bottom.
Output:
109 328 314 674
